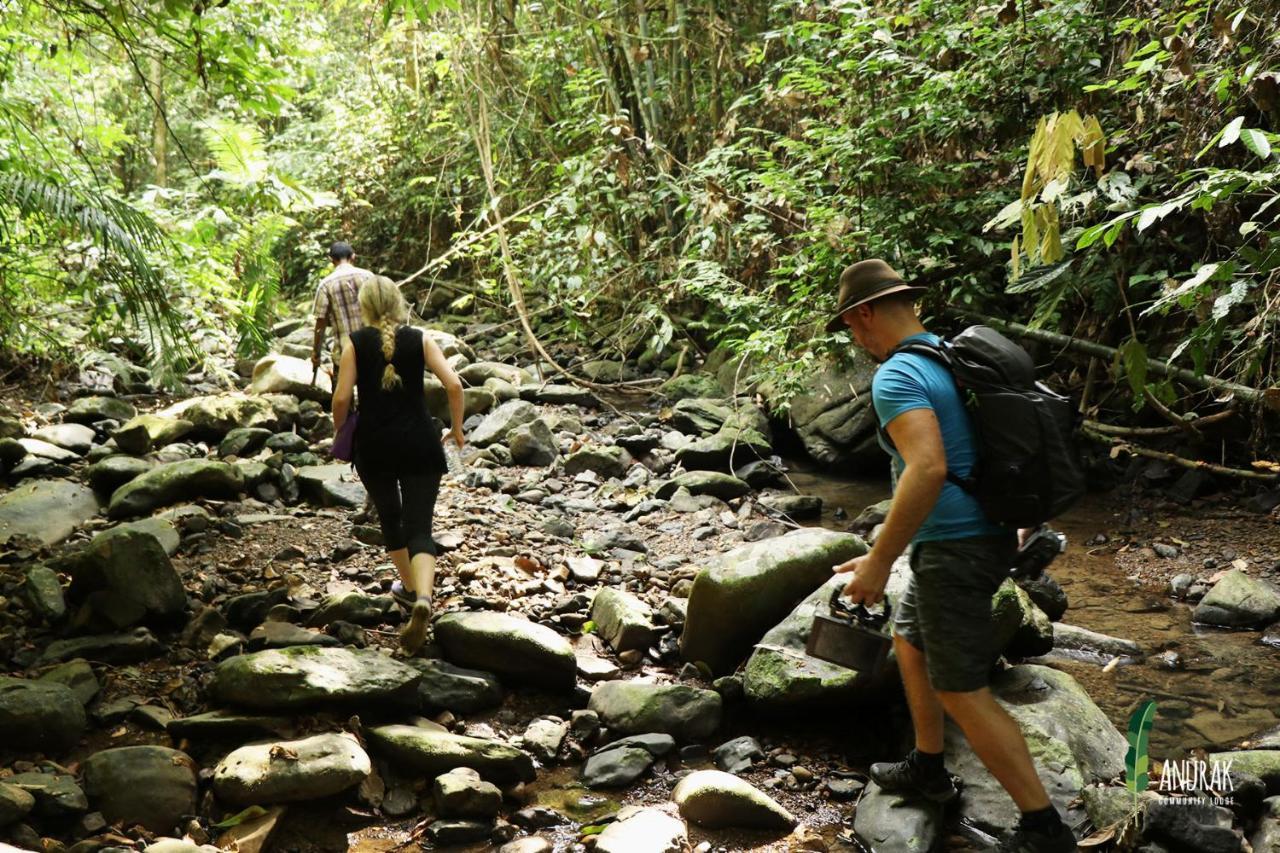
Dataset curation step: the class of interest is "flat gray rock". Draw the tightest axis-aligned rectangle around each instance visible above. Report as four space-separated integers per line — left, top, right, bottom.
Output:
210 647 421 712
435 611 576 691
33 423 96 455
588 681 722 741
107 459 245 519
212 732 371 805
365 724 535 785
0 479 100 547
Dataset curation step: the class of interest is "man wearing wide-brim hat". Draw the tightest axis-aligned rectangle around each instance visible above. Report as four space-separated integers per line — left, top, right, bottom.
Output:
828 259 1074 852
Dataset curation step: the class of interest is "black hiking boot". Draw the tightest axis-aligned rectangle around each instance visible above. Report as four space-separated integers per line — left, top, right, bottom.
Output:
996 823 1077 852
868 750 959 803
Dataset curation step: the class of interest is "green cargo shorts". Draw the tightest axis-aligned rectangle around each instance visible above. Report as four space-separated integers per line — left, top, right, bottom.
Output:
893 534 1018 693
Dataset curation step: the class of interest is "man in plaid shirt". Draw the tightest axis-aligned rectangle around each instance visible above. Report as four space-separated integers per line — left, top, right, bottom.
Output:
311 241 373 378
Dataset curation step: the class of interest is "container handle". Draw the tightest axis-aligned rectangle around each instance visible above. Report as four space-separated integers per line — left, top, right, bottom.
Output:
829 586 892 628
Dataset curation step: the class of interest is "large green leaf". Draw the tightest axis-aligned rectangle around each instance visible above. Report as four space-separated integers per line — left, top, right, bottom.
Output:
1124 700 1157 796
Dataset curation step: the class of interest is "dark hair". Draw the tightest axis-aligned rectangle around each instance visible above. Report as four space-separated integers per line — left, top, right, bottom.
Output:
328 241 355 261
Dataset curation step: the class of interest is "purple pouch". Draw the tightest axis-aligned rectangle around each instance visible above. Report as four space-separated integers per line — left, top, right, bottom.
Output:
332 411 358 462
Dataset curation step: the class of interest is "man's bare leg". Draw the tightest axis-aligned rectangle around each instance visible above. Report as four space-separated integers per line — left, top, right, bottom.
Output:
895 633 945 754
936 687 1051 812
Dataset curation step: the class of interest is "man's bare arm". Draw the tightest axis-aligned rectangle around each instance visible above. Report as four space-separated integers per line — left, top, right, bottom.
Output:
311 316 328 368
834 407 948 605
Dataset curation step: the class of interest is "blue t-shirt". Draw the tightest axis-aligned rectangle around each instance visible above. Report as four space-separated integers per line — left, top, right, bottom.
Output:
872 333 1008 543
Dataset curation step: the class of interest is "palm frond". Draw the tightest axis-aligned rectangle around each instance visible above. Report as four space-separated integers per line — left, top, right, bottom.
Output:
0 169 181 347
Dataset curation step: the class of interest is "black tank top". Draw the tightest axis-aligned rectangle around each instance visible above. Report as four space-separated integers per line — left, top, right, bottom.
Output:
351 325 445 473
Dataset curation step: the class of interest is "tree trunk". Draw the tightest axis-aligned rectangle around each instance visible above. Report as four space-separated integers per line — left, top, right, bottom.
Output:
149 55 166 187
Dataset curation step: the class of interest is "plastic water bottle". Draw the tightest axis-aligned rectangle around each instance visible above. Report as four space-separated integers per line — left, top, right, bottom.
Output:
443 440 464 477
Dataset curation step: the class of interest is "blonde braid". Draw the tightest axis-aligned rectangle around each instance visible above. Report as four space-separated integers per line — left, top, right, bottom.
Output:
357 275 409 391
378 316 402 390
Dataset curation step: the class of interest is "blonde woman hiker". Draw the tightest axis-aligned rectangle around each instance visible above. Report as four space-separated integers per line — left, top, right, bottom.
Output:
331 275 465 654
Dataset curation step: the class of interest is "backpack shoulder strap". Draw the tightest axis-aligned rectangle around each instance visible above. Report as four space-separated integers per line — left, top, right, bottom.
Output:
875 337 976 494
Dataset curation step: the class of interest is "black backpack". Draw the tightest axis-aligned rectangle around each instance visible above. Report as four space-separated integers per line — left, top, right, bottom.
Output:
877 325 1086 528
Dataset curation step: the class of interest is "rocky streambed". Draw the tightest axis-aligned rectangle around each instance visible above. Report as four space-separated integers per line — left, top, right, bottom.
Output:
2 322 1280 853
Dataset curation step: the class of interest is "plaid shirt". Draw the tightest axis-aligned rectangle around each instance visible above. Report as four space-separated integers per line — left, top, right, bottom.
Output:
313 265 372 354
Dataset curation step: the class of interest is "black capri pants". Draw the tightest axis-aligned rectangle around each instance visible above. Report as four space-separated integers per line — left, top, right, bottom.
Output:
354 461 442 558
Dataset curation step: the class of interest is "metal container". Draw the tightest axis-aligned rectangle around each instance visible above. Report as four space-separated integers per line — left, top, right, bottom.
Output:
806 588 893 676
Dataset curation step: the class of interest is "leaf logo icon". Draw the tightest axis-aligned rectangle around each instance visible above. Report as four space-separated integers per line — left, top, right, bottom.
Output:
1125 700 1157 796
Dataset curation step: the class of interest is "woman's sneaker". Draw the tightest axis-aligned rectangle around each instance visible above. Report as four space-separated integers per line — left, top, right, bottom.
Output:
400 599 432 655
868 752 959 803
390 580 415 607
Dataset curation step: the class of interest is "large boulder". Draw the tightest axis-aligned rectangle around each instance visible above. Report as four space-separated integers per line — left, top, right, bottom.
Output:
424 380 497 425
218 427 274 458
670 398 733 436
0 676 87 753
0 782 35 827
470 400 537 447
0 480 100 547
509 419 557 466
65 396 137 425
681 528 867 674
212 733 371 806
852 781 943 852
1194 569 1280 628
564 445 630 480
590 588 657 654
24 565 66 622
37 628 167 665
777 359 882 470
113 414 193 455
209 647 422 712
660 373 722 401
65 528 186 629
674 430 771 473
657 471 751 502
672 770 795 830
588 681 722 741
85 455 153 496
1207 751 1280 789
296 464 367 508
434 612 577 691
108 459 245 518
249 354 331 403
5 772 87 817
33 423 96 455
365 725 535 784
157 395 276 440
742 575 869 710
991 579 1055 659
433 767 502 819
82 746 197 832
946 665 1126 835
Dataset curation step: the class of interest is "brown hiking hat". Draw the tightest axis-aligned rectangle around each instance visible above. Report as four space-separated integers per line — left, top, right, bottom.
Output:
825 259 927 333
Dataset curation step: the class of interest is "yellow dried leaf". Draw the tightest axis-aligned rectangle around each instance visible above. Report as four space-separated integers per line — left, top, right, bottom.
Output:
1010 235 1021 279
